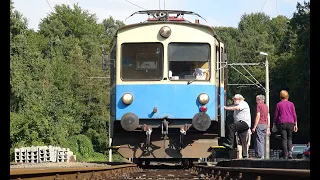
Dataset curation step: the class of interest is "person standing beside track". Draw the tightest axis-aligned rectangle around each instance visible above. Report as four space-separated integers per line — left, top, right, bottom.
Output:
223 94 251 159
251 95 270 159
272 90 298 159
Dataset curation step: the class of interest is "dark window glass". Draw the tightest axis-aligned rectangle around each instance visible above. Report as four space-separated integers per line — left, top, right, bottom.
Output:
168 43 210 81
110 47 116 85
121 43 163 80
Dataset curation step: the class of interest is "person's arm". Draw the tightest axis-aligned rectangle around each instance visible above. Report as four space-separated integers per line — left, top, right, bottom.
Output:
252 105 260 133
273 104 279 126
292 104 297 126
267 112 270 128
267 111 271 135
205 70 210 80
224 104 240 111
292 103 298 132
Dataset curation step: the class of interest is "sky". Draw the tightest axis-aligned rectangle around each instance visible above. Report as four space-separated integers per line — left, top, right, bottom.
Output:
12 0 307 31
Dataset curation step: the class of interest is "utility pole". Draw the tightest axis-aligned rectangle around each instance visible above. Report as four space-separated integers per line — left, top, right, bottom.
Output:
260 52 270 159
101 45 113 162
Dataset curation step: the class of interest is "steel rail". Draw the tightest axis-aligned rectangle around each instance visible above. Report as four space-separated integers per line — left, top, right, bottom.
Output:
10 164 138 180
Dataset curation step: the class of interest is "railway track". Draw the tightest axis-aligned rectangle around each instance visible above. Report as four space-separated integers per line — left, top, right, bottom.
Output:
10 163 140 180
193 165 310 180
10 162 310 180
110 164 310 180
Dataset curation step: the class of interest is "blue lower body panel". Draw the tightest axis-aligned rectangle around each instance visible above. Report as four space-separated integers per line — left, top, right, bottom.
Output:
111 84 226 159
114 84 217 120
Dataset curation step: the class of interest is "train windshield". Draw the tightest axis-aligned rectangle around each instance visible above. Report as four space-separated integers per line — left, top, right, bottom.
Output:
121 43 164 80
168 43 210 81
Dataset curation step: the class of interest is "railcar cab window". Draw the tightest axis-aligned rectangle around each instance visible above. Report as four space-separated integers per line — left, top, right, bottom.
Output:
121 43 163 80
168 43 210 81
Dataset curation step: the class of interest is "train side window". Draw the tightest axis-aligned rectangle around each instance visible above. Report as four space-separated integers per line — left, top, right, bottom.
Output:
110 47 116 85
168 43 211 81
215 45 220 83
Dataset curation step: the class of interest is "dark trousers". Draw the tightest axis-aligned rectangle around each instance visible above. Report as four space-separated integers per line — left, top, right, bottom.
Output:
226 120 250 157
278 123 294 157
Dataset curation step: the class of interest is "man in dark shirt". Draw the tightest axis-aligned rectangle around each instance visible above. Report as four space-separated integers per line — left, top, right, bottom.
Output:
252 95 270 159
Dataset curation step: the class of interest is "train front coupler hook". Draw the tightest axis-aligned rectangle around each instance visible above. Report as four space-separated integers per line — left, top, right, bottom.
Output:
179 128 186 150
145 128 152 150
142 124 152 150
179 124 189 150
162 118 169 139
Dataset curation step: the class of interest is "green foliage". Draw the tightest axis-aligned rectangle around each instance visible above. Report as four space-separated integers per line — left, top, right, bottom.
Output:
69 135 95 158
102 16 125 51
286 1 310 138
65 134 108 162
112 152 125 162
215 1 310 141
10 1 123 162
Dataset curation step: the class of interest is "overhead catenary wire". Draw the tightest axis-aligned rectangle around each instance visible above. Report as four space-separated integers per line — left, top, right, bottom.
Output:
288 9 298 19
44 0 74 35
45 0 54 11
124 0 148 10
229 65 263 90
286 1 310 19
259 0 268 13
259 0 299 20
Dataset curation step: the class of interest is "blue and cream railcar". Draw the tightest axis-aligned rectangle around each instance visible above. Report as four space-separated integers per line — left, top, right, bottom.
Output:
104 10 228 163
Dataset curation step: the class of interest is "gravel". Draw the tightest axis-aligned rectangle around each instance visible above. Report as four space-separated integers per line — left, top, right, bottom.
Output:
10 162 111 169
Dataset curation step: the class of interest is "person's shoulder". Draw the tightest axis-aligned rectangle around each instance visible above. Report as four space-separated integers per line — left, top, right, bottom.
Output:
288 101 295 105
262 103 268 108
288 101 296 108
262 103 268 111
280 100 294 105
256 103 265 109
242 101 250 107
277 101 285 106
257 102 264 107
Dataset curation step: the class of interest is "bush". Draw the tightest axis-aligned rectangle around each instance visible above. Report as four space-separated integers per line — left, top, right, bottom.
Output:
65 134 117 162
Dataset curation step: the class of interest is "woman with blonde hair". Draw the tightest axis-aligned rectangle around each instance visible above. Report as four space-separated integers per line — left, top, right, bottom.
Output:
272 90 298 159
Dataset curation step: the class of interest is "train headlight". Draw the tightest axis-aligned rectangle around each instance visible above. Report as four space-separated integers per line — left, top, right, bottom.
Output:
122 93 133 105
159 26 171 38
198 93 209 105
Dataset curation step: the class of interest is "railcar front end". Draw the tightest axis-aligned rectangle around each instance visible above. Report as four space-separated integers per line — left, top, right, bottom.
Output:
104 11 228 163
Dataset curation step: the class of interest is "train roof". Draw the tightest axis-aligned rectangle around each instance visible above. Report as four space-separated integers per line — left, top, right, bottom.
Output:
109 10 222 50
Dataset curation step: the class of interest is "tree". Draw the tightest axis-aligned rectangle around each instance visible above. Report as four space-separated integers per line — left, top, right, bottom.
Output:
38 3 110 154
10 0 55 152
287 1 310 139
101 16 125 51
10 2 125 161
214 27 241 102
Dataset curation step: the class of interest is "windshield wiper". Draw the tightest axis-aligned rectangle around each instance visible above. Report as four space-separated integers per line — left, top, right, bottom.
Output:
187 77 197 85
